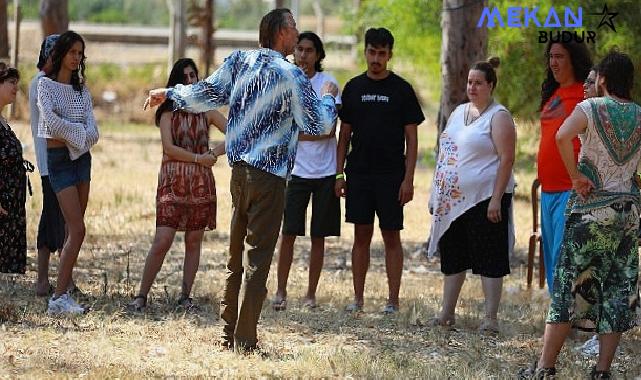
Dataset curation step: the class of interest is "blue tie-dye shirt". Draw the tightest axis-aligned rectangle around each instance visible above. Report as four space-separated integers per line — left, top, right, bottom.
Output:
167 48 337 178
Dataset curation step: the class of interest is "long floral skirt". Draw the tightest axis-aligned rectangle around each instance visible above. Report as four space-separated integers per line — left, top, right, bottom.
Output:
547 201 640 333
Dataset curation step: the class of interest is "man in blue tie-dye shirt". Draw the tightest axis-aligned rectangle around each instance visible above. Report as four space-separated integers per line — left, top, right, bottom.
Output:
144 8 338 352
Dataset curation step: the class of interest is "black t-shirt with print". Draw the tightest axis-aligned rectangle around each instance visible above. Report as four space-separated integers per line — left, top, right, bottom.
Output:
339 72 425 175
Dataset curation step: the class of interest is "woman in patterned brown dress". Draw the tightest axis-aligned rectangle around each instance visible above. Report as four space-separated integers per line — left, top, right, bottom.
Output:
0 63 31 273
129 59 226 311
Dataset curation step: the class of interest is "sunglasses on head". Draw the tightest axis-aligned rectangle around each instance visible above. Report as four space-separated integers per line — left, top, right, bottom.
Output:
0 62 19 82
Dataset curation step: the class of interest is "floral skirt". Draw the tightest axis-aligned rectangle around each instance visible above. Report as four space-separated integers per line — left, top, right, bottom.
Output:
156 161 216 231
547 201 640 333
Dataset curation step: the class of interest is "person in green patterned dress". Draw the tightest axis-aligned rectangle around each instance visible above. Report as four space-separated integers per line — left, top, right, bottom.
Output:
519 51 641 379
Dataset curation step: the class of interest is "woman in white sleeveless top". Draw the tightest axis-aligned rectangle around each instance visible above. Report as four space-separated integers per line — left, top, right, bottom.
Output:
428 58 516 333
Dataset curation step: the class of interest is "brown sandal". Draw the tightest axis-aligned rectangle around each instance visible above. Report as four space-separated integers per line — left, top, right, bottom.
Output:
126 295 147 313
479 318 500 334
178 296 199 312
271 296 287 311
429 315 456 330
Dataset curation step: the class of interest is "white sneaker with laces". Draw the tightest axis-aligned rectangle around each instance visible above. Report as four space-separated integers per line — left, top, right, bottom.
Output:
47 293 85 314
577 335 599 356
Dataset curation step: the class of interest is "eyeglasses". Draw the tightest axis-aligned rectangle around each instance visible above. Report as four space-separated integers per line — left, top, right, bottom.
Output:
584 79 596 86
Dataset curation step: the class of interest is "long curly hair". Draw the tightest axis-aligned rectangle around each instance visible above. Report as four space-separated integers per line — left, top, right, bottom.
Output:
540 40 592 111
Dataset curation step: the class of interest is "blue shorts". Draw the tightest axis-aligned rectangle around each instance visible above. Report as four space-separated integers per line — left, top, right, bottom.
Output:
47 148 91 193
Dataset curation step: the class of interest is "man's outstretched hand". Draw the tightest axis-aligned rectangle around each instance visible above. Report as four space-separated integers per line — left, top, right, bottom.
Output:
143 88 169 110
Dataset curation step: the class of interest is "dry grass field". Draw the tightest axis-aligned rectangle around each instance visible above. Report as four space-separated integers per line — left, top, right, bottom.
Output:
1 118 640 379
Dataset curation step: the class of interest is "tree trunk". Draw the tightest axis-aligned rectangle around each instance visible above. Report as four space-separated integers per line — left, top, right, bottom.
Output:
0 0 8 58
351 0 362 61
437 0 487 143
40 0 68 36
274 0 285 9
202 0 214 75
168 0 186 70
312 0 324 39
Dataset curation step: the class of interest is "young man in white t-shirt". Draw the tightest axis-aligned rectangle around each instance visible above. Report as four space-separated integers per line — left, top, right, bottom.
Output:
272 32 341 310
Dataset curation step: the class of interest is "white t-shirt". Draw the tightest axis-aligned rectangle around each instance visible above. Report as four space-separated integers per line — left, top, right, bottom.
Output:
291 71 342 178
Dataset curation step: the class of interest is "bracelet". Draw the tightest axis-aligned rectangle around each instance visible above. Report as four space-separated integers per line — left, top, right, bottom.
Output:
335 173 345 180
194 154 198 163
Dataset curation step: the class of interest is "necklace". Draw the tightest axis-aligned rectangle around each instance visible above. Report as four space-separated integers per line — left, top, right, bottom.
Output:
464 100 494 126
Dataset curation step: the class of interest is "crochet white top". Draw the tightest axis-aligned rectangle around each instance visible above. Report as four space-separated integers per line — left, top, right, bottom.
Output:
37 77 99 160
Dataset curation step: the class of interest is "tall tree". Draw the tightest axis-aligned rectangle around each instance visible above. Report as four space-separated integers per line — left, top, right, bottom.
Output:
438 0 487 137
0 0 8 58
188 0 215 75
40 0 68 36
169 0 186 70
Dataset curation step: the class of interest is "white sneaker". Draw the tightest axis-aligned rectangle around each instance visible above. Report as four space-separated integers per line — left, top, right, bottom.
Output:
47 293 85 314
577 335 599 356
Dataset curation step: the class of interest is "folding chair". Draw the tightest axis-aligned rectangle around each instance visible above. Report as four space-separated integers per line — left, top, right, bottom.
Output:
527 179 546 289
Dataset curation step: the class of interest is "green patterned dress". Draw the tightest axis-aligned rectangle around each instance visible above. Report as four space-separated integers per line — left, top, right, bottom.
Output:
547 97 641 333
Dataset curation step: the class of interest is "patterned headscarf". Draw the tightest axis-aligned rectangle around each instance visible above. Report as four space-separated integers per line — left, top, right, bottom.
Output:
37 34 60 70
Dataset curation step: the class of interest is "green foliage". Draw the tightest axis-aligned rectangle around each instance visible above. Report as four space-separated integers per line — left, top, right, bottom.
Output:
298 0 345 15
352 0 442 104
487 0 641 118
7 0 40 20
86 8 128 24
216 0 271 29
14 0 170 25
350 0 641 119
13 0 342 29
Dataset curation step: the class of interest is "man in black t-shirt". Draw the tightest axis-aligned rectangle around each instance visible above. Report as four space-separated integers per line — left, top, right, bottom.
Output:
335 28 425 314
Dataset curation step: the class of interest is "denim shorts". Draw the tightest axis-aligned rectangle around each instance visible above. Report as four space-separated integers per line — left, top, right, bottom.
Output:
47 147 92 193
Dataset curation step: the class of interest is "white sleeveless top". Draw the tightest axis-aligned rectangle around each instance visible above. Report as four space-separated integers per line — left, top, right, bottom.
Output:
428 102 515 256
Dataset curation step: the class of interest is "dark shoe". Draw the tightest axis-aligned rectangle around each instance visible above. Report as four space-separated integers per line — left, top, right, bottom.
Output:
428 315 456 331
177 296 199 312
126 295 147 313
235 343 269 358
382 304 399 314
590 366 611 379
271 295 287 311
234 342 258 354
302 297 317 309
220 338 234 350
344 302 363 312
68 284 87 298
517 361 556 379
479 317 500 334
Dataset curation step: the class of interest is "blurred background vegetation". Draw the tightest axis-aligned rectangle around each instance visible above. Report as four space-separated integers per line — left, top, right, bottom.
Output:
7 0 641 121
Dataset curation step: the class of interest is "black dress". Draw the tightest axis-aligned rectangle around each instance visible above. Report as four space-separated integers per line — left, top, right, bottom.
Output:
0 119 28 273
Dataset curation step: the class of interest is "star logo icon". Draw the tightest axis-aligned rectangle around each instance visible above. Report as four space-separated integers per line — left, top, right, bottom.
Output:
590 4 618 32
